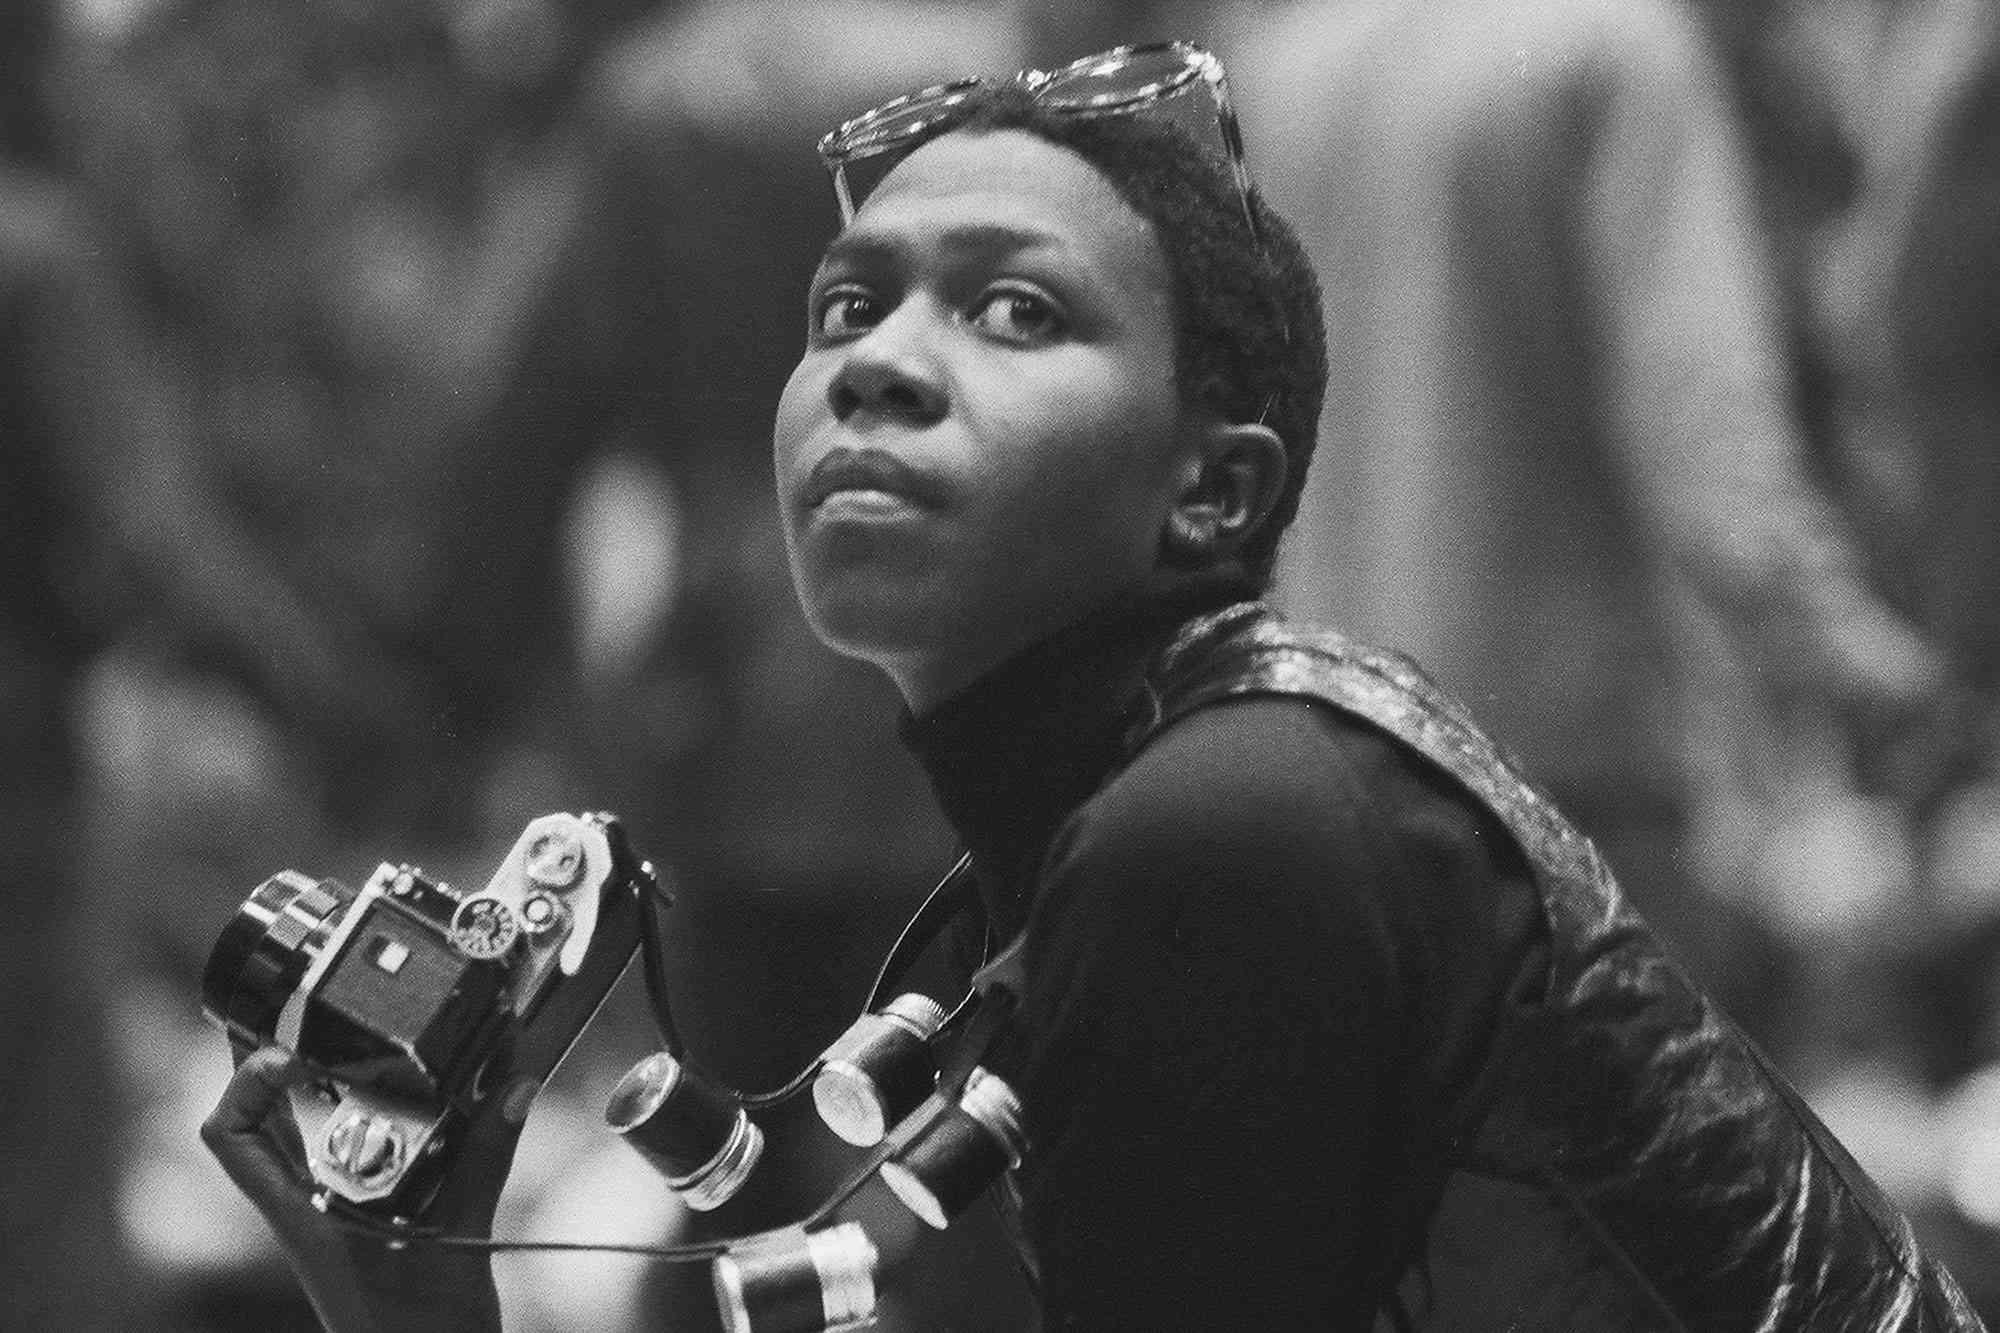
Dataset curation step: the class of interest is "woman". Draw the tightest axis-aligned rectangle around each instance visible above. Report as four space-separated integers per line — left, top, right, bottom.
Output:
207 45 1982 1331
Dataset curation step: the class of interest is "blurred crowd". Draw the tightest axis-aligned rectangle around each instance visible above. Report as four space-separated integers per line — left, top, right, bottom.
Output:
2 0 1995 1327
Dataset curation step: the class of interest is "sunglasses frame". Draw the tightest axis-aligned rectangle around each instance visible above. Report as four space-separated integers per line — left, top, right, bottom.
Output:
815 41 1263 246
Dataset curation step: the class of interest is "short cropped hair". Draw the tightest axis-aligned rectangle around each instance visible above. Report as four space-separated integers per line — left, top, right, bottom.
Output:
952 86 1328 584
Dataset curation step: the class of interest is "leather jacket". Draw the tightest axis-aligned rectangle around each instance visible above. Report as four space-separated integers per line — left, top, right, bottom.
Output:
1137 603 1983 1330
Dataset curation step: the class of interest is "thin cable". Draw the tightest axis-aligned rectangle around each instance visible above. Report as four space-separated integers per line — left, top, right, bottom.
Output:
315 1196 731 1263
738 1062 823 1111
744 854 978 1109
642 853 982 1111
863 853 977 1011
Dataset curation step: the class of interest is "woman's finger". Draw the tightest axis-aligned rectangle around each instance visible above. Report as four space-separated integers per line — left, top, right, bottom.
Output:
201 1046 316 1209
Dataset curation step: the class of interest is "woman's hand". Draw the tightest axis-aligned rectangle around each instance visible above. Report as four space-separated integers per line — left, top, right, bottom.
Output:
202 1047 531 1333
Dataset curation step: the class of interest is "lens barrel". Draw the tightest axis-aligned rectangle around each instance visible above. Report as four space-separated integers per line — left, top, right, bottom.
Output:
201 871 354 1051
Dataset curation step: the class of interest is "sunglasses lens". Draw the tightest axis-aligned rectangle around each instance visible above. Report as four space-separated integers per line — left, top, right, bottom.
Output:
821 78 987 219
1037 45 1235 186
823 80 983 162
1035 44 1205 112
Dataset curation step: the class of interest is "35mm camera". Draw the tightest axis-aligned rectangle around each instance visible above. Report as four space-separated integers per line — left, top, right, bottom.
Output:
201 812 652 1217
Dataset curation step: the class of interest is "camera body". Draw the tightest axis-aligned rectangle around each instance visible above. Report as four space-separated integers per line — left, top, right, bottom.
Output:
203 812 651 1216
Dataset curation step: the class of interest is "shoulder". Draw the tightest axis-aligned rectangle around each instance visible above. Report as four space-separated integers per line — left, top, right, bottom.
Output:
1037 690 1526 947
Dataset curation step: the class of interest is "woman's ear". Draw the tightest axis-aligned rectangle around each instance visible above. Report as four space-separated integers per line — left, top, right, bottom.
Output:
1162 421 1288 567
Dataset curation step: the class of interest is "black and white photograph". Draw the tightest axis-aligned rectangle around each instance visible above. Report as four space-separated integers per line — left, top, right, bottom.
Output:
4 0 1997 1327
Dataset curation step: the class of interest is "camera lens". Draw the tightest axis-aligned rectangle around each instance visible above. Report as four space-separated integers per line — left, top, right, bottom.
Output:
607 1052 764 1210
201 870 355 1051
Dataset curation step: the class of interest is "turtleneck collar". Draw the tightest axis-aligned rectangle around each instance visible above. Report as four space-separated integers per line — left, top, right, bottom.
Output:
899 569 1257 936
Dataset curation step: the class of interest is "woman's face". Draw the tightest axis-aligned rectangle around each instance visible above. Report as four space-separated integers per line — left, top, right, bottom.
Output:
774 127 1197 710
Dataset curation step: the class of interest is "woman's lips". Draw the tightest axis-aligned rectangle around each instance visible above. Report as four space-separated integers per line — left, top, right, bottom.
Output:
802 446 941 511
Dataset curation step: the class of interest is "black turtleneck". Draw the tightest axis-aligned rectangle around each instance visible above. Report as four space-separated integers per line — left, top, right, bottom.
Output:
899 573 1251 941
900 586 1544 1330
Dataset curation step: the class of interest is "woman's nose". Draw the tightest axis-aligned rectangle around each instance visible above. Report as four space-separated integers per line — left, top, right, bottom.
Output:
827 307 948 425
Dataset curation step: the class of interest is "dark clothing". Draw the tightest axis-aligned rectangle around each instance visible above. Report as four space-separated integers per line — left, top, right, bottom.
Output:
904 582 1544 1326
904 593 1982 1330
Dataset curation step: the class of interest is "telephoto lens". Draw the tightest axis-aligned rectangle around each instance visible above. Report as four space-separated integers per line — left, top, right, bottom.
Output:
712 1224 879 1333
812 993 948 1146
605 1051 764 1210
879 1067 1025 1229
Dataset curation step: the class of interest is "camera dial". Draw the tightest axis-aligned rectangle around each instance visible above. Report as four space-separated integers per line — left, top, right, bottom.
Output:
449 895 523 960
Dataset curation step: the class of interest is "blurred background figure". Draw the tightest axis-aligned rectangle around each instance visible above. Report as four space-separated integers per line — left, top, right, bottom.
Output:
1 6 153 1321
27 0 1028 1326
5 0 1996 1325
1722 0 2000 1280
38 0 657 1322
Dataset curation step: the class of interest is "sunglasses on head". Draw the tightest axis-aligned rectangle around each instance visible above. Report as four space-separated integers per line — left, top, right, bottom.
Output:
815 41 1262 247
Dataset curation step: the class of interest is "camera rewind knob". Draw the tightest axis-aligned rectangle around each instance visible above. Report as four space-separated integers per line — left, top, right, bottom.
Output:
523 826 586 891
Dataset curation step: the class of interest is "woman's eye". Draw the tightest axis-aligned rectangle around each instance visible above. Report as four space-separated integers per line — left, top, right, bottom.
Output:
966 288 1064 344
816 289 884 339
